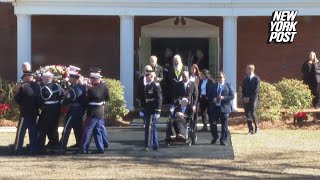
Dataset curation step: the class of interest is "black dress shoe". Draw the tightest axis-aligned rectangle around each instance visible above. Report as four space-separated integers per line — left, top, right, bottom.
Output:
68 144 79 149
220 141 227 146
211 138 218 144
255 128 260 133
247 131 254 135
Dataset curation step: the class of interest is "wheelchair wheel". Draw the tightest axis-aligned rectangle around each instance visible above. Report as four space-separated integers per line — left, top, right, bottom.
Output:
191 133 197 145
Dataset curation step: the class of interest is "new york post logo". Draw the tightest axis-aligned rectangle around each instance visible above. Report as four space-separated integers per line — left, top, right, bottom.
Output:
268 10 298 43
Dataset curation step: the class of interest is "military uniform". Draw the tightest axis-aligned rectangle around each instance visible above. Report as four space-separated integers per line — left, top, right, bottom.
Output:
140 80 162 150
38 81 64 150
14 77 41 153
80 78 110 154
60 83 86 150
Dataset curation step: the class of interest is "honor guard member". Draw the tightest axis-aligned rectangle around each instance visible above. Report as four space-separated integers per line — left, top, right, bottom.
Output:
14 71 41 154
59 67 86 152
139 69 163 151
80 72 110 154
88 67 109 148
38 71 65 151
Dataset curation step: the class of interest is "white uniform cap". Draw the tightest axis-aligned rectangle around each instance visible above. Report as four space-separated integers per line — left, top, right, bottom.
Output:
181 97 189 103
69 65 81 71
69 70 80 78
90 72 102 79
42 71 54 78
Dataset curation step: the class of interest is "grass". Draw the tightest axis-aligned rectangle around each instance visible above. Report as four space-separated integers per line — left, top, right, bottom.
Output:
0 129 319 179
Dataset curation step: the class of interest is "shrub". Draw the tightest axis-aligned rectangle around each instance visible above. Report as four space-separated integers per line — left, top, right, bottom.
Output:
103 78 129 121
257 81 283 122
275 78 313 115
0 78 20 120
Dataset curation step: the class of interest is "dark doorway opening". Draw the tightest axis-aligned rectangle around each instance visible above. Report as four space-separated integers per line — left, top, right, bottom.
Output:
151 38 209 69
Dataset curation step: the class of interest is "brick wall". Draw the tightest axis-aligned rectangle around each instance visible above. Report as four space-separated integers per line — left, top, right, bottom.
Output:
237 16 319 87
0 3 16 81
0 3 120 81
32 15 120 79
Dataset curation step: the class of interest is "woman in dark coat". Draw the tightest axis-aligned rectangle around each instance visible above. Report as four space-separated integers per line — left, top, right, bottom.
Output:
302 51 317 108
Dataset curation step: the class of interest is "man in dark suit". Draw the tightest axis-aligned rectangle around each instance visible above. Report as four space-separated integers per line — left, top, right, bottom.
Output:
175 71 198 111
207 72 234 146
150 56 164 82
198 69 215 131
242 64 260 134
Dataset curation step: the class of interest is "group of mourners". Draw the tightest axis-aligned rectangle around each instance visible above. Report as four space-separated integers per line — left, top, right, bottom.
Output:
13 62 110 154
13 52 262 154
137 54 261 150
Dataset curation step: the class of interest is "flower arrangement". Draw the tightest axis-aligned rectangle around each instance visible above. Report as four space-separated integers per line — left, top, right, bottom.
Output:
293 111 308 125
35 65 80 89
0 103 11 119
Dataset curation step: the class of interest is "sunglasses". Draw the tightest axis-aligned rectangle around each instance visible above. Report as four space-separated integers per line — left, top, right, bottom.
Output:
217 76 223 78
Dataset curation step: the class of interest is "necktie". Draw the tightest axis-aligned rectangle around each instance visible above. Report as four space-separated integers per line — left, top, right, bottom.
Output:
217 84 222 95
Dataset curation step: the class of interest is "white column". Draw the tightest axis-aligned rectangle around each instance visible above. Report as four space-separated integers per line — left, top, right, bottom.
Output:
17 14 31 81
223 16 238 110
120 15 135 111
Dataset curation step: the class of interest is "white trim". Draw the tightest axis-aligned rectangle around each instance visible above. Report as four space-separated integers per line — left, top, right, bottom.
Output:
12 0 320 16
120 15 135 111
141 17 219 38
17 14 31 81
223 16 237 110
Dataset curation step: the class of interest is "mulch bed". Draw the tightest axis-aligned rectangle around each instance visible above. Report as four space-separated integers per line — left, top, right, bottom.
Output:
0 119 17 127
229 115 320 130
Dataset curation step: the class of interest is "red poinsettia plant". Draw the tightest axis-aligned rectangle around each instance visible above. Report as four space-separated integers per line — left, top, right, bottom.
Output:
294 111 308 120
0 103 11 119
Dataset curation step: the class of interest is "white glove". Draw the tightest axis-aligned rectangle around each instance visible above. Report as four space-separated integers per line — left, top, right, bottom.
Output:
139 111 144 117
154 113 160 119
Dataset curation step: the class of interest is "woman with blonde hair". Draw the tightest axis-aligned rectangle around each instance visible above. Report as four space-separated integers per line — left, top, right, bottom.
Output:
169 55 188 104
302 51 318 108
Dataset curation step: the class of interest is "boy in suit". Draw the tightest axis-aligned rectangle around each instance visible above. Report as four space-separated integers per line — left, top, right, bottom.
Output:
242 64 260 134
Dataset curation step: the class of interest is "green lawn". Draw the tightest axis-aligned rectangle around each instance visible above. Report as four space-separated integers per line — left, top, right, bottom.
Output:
0 130 319 179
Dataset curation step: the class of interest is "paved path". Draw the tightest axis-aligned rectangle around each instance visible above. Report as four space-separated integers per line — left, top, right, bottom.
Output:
0 127 234 159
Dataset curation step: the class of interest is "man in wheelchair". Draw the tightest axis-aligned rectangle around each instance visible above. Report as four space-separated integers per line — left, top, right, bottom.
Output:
166 98 193 141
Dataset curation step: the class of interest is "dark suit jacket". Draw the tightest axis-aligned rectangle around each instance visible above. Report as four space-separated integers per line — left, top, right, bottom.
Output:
301 61 316 86
175 81 199 106
153 64 164 82
173 105 193 121
242 75 260 101
242 75 260 111
198 78 215 98
207 82 235 113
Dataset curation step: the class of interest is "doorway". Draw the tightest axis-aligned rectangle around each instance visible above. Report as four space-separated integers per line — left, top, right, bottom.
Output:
151 38 209 70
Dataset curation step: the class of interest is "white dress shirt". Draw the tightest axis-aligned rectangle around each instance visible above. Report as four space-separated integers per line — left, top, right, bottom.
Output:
201 79 208 95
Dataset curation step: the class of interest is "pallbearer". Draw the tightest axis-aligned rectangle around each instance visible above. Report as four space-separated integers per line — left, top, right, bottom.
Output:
14 71 41 154
59 66 86 152
38 71 65 151
139 69 162 151
79 72 110 154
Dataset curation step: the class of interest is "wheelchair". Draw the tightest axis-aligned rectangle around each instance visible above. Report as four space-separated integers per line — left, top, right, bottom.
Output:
164 103 198 146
